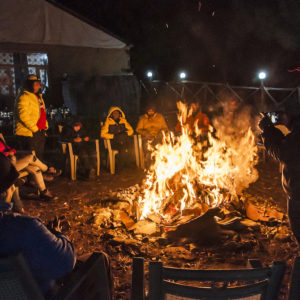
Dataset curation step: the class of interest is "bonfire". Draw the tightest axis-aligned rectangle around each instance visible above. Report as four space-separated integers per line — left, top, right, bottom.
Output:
138 101 259 223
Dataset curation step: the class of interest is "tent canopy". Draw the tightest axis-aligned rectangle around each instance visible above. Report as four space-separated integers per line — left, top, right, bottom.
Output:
0 0 126 49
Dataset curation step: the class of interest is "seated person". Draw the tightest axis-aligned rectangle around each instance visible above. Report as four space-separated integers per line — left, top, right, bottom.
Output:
0 153 19 203
136 102 168 165
136 102 168 139
0 136 56 201
175 101 210 135
101 106 134 169
0 155 76 295
61 121 96 179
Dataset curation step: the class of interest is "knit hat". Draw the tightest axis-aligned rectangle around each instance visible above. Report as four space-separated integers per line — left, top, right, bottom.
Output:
146 102 157 112
27 74 41 82
0 153 19 194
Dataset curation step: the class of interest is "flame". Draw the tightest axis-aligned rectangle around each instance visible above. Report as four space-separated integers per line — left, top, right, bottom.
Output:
138 101 258 220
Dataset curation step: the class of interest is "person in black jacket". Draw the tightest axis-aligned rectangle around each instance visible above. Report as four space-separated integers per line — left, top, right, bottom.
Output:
61 121 96 179
259 109 300 245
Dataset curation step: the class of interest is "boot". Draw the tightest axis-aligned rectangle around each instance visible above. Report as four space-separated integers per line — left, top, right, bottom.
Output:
39 189 57 201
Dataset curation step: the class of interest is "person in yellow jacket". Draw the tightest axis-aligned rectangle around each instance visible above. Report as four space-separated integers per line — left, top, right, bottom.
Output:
101 106 134 170
136 102 168 139
136 103 168 167
14 74 49 160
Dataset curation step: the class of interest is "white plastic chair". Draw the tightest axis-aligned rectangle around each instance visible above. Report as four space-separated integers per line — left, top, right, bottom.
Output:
137 134 145 169
60 140 100 181
59 141 78 180
103 139 119 174
59 126 100 180
103 135 141 174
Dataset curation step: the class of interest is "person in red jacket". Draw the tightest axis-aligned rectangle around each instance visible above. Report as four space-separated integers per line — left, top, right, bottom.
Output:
176 101 210 135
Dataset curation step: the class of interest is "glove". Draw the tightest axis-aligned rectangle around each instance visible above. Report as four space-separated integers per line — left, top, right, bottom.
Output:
259 116 273 131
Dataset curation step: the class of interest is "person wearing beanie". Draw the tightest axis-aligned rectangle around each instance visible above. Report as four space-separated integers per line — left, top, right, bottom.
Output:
136 102 168 167
14 74 48 160
136 102 168 139
259 106 300 246
61 120 96 179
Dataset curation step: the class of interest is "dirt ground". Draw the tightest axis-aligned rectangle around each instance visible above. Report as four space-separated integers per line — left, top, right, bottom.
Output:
23 158 297 299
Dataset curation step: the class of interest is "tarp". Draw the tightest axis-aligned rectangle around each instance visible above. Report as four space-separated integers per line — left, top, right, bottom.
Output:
0 0 126 49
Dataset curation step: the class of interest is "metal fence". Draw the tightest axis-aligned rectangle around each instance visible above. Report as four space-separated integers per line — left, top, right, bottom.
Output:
141 80 300 114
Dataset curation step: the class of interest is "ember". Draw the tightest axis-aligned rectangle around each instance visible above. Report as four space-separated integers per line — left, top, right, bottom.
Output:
138 101 259 222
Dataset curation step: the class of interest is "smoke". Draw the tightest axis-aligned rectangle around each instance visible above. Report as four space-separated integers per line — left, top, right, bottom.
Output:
212 102 259 194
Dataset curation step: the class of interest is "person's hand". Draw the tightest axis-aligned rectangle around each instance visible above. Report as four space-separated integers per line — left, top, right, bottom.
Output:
74 137 82 143
83 136 90 141
259 116 273 131
47 216 62 233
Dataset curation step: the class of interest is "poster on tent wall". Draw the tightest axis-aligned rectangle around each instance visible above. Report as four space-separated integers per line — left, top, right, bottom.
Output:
62 74 140 121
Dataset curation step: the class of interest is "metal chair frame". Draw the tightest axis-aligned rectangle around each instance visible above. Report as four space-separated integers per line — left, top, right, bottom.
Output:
131 257 286 300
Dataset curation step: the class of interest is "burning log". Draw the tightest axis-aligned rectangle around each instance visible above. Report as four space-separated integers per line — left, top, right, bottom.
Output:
165 207 233 243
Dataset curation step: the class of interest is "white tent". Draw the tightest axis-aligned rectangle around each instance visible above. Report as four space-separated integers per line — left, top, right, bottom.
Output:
0 0 126 49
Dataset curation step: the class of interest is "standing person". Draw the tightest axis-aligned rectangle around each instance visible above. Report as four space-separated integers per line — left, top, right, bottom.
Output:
14 74 60 178
61 121 96 179
259 109 300 245
14 74 48 160
101 106 134 169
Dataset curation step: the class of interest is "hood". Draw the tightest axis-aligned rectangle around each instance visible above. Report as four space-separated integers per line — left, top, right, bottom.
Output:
107 106 126 120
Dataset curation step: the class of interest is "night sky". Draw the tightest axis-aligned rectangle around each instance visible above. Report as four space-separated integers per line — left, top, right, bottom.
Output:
54 0 300 87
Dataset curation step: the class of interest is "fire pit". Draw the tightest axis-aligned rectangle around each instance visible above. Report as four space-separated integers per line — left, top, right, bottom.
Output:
94 102 285 244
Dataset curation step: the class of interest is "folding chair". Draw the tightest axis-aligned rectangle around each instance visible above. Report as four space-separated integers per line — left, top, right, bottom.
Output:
131 257 286 300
